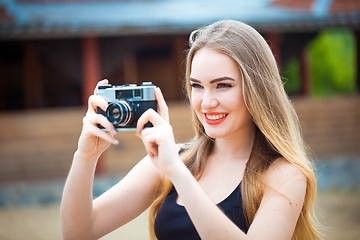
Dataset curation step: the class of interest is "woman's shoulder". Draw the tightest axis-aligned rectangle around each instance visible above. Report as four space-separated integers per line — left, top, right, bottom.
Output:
263 157 307 199
266 157 306 181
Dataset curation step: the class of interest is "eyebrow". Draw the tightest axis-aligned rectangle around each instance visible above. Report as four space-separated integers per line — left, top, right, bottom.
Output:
189 76 235 84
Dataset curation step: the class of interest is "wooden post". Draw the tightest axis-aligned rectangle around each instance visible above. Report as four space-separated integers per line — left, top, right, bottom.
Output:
82 36 103 173
356 30 360 93
265 32 281 69
82 36 101 105
24 42 43 108
300 48 311 96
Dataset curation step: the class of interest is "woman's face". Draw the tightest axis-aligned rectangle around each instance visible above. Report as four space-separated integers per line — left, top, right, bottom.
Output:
189 47 253 139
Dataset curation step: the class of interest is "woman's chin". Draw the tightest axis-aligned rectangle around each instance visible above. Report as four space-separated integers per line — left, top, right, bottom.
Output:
203 128 225 139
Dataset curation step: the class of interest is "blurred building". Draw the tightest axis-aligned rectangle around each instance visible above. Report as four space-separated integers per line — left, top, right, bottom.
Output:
0 0 359 181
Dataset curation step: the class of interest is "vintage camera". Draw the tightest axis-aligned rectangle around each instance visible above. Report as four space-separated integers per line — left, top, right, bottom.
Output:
96 82 157 131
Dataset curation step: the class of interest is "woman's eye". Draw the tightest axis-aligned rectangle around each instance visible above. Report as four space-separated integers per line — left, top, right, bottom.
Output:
217 83 232 89
190 83 203 89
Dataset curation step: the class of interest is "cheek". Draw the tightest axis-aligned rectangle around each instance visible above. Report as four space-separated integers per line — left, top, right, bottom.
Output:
190 94 205 123
190 92 202 110
219 92 249 117
217 92 239 109
226 89 245 108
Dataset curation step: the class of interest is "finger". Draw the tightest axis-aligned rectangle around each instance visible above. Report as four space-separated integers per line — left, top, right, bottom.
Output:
143 139 159 158
86 113 117 134
84 121 119 145
149 142 159 158
94 79 109 95
88 95 109 113
155 88 169 123
136 109 165 135
141 129 159 157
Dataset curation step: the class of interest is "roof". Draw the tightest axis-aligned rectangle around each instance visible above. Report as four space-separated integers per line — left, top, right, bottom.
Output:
0 0 359 39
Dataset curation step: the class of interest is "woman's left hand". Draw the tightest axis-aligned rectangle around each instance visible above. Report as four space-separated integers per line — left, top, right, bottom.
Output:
136 88 183 177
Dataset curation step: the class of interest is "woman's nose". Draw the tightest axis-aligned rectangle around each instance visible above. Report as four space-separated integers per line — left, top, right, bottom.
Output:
201 91 218 110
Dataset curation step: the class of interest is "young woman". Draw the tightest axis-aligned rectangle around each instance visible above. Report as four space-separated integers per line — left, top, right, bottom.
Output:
61 20 322 240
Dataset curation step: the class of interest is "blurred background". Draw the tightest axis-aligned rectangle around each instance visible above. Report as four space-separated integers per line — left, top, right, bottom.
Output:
0 0 359 239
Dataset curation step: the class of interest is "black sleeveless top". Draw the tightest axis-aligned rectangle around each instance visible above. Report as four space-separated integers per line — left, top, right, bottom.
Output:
154 182 249 239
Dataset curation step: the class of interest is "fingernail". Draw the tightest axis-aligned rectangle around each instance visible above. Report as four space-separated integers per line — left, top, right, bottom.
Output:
112 129 117 134
114 139 119 144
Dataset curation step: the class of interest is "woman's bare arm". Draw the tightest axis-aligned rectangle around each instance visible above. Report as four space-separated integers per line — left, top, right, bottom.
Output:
91 155 163 238
168 157 306 240
61 153 162 240
60 80 164 239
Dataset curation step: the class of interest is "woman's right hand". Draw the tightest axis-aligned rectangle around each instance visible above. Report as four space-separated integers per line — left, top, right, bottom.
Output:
77 79 119 160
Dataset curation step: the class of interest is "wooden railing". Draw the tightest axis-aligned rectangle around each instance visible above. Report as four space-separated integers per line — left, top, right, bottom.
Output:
293 96 360 158
0 96 359 181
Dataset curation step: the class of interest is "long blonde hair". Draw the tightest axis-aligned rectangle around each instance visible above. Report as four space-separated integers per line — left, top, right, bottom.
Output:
149 20 322 240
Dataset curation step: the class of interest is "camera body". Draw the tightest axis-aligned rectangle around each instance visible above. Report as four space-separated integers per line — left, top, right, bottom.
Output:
96 82 157 131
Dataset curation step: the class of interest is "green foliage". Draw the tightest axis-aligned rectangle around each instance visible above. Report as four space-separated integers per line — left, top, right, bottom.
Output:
282 28 357 96
282 58 301 95
307 29 356 96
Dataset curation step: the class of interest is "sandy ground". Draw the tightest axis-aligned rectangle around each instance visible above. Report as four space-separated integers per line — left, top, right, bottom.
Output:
0 191 359 240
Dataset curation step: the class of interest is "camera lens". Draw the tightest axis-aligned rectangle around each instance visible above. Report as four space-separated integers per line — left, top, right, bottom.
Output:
106 101 133 126
111 108 120 119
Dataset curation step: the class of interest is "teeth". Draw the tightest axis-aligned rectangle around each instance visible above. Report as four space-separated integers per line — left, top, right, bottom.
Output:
206 114 227 120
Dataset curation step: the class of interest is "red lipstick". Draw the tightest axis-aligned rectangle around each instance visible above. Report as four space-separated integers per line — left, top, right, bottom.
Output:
204 112 228 125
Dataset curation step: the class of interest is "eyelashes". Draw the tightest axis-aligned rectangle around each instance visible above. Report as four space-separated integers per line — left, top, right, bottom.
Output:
190 83 233 89
216 83 233 89
190 83 203 89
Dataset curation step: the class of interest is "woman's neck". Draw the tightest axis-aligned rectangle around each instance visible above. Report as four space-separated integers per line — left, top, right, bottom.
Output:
212 123 256 161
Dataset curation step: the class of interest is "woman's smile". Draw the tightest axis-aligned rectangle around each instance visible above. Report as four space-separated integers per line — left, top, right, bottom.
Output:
204 112 228 125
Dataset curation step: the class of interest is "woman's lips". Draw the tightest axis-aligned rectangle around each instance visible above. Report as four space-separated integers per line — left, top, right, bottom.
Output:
204 112 228 125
